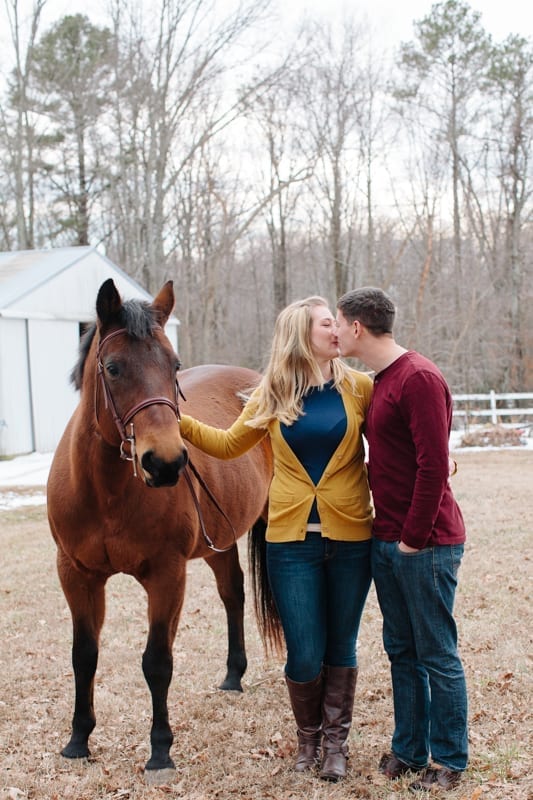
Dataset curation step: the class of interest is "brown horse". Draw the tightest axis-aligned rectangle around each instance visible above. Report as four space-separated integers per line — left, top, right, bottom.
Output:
47 278 272 776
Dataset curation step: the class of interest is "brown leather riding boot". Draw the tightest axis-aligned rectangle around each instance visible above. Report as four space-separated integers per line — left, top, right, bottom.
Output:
285 672 323 772
319 665 358 781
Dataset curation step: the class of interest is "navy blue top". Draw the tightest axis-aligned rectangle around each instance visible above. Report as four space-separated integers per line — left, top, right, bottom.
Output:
281 380 347 523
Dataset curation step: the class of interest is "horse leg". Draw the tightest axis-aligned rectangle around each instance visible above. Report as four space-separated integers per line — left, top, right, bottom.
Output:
204 544 247 692
141 566 186 773
57 550 106 759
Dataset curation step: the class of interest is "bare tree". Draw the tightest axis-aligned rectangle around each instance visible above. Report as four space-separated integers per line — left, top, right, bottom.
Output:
240 52 316 313
171 134 243 364
394 0 490 284
103 0 272 291
296 18 373 298
484 35 533 389
2 0 47 248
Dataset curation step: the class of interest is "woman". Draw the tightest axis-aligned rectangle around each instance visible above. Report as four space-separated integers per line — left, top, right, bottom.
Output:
179 297 373 781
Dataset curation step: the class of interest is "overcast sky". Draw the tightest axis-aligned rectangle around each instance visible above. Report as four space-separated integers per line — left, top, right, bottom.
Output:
283 0 532 45
3 0 532 53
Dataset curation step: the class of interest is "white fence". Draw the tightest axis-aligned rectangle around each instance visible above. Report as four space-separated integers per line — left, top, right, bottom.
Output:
452 391 533 428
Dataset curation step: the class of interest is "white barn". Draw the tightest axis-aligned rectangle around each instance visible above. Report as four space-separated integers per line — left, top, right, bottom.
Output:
0 246 179 457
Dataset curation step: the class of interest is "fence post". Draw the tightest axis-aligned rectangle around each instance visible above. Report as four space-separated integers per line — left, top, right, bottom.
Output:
490 389 497 424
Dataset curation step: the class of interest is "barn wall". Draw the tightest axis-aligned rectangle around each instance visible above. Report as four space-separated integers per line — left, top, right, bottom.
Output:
28 319 79 453
164 321 179 355
0 318 33 456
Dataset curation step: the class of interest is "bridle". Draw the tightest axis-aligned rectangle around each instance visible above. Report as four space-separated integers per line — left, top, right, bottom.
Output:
95 326 236 552
96 326 181 476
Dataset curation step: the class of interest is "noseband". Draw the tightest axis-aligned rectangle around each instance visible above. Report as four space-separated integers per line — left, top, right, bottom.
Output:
96 327 181 476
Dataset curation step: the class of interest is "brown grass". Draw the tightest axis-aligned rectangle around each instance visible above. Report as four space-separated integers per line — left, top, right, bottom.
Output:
0 450 531 800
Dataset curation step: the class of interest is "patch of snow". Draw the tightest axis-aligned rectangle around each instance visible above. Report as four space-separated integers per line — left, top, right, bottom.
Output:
0 451 53 487
0 452 52 509
0 491 46 510
449 424 533 453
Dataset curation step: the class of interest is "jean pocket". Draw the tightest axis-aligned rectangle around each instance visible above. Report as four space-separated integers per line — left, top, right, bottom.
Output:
395 542 433 556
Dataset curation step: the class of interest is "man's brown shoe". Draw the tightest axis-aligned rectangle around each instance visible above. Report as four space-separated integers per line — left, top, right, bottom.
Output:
409 766 462 792
378 752 424 779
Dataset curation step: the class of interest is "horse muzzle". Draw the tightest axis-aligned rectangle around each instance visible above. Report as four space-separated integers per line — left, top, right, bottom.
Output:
140 447 189 487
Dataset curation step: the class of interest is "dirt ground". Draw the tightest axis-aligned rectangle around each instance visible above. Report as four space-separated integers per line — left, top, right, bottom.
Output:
0 450 531 800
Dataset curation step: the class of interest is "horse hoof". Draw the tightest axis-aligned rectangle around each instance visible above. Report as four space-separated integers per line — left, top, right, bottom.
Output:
144 767 176 786
61 743 91 760
218 683 243 693
218 675 244 692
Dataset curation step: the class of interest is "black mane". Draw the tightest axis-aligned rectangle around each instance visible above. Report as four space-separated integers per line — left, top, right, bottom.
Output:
70 299 158 390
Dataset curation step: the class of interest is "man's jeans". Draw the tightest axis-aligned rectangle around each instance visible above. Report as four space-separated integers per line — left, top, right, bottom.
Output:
371 539 468 772
267 534 371 682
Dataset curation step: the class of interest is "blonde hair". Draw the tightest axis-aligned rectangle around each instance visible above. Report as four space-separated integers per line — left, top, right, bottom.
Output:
246 296 356 428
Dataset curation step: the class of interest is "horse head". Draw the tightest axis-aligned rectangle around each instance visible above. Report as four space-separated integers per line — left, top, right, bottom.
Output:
82 278 189 487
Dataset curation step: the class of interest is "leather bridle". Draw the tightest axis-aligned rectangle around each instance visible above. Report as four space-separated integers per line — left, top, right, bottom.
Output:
96 326 181 477
95 326 236 552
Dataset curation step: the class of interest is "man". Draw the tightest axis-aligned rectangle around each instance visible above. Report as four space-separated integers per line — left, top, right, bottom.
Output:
336 287 468 793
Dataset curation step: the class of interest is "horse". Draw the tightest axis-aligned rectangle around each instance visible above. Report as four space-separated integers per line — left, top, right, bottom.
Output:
47 278 273 778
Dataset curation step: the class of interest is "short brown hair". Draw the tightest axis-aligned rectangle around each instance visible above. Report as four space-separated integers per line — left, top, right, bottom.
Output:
337 287 396 334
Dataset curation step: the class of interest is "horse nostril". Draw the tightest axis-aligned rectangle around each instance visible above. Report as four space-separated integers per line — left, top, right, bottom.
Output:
141 450 187 487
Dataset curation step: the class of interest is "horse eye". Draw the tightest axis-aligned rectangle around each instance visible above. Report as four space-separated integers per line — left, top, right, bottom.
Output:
106 361 120 377
175 357 182 372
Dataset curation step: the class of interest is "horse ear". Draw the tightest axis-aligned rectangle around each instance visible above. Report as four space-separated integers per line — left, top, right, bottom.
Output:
151 281 175 326
96 279 122 326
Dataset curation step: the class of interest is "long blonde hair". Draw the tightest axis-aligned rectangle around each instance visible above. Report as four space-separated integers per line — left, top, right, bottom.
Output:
246 296 356 428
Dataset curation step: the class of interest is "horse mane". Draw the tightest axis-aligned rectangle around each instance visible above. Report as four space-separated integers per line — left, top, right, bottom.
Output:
70 299 158 390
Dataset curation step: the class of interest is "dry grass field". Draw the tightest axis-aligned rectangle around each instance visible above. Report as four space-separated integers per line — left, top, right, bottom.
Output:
0 450 531 800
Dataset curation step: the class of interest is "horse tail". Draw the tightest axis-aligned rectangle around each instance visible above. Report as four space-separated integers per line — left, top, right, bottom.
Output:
248 517 284 656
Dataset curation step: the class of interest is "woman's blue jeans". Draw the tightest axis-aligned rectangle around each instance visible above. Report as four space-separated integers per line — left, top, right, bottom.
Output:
266 534 371 682
371 539 468 772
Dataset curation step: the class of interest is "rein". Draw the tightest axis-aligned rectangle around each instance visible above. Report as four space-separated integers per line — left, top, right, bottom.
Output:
183 461 237 553
95 326 236 552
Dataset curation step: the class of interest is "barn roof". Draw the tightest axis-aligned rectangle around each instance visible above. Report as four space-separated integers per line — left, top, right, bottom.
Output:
0 246 150 310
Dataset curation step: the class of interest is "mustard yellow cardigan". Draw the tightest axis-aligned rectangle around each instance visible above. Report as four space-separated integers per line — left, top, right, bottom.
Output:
179 369 373 543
